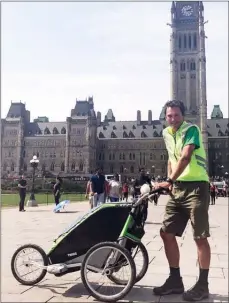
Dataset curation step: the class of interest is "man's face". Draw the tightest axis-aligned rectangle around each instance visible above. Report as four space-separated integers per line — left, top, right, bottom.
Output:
21 175 24 179
165 106 184 130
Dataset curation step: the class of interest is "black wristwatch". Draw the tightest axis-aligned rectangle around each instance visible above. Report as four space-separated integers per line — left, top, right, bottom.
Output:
166 177 174 185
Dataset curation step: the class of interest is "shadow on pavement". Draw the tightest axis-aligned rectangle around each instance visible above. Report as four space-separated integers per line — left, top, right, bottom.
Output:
62 282 160 302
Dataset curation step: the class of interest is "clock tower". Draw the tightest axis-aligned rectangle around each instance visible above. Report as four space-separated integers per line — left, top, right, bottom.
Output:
169 1 208 155
169 1 207 124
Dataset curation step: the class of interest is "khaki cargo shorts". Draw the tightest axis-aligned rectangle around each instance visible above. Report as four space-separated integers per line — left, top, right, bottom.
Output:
161 181 210 239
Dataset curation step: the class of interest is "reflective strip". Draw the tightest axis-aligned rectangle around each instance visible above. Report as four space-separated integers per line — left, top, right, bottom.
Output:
197 161 207 171
195 155 207 164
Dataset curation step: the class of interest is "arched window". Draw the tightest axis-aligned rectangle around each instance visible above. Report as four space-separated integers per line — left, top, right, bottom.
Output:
188 34 192 49
71 162 75 171
129 131 135 138
179 35 182 49
61 162 65 171
193 33 197 49
79 162 83 171
133 153 135 160
120 165 124 173
184 34 187 48
61 127 66 134
123 153 125 160
99 132 105 138
111 132 116 138
109 153 112 160
150 153 153 160
190 61 196 71
11 163 14 171
50 162 55 171
53 127 59 134
123 131 128 138
44 127 50 135
99 153 102 161
129 153 132 160
180 61 186 71
119 153 122 160
130 166 134 173
113 153 115 160
141 131 147 138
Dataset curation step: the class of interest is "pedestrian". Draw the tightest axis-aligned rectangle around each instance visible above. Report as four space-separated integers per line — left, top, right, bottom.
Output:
108 173 122 202
85 180 93 209
18 175 27 212
209 182 216 205
122 181 129 202
154 100 211 301
53 177 62 207
90 168 106 208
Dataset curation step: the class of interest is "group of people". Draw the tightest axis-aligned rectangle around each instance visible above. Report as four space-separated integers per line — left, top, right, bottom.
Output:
85 168 160 210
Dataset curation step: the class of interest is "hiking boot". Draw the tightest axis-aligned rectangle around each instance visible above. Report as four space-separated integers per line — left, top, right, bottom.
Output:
183 282 209 301
153 275 184 296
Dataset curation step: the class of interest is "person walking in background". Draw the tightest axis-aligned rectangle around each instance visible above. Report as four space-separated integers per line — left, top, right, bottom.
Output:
90 167 106 207
209 182 216 205
122 181 129 202
53 177 62 207
85 180 93 209
108 174 122 202
18 175 27 212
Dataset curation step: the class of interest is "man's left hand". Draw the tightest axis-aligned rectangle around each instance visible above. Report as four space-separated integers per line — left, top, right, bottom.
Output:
154 182 172 191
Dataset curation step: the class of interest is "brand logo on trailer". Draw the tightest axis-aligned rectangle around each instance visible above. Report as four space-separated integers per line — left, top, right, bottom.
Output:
67 252 78 257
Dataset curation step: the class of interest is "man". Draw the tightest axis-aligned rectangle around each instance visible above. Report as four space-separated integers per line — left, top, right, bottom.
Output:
154 100 210 301
90 168 106 208
18 175 27 212
108 174 122 202
53 177 62 207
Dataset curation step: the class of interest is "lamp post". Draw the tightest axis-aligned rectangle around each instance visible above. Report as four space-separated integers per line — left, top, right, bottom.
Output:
152 165 155 179
27 155 39 207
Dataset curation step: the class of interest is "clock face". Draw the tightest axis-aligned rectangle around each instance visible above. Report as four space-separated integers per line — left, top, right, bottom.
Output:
181 5 194 17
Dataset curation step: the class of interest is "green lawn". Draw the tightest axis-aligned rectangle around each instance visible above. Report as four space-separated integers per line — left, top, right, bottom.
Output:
1 193 86 207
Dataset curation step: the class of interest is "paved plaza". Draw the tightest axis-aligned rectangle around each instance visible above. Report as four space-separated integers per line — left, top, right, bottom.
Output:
1 195 228 302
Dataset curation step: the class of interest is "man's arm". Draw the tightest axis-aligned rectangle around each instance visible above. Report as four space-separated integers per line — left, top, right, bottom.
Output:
167 160 172 177
169 144 195 181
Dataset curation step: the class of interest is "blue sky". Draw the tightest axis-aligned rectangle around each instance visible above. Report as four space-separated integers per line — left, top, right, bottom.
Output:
2 1 228 122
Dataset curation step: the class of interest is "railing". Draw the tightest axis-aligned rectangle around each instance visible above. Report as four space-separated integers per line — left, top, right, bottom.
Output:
1 192 86 207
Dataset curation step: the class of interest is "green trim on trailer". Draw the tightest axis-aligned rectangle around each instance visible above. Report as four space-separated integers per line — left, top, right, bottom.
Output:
119 215 134 238
125 232 141 242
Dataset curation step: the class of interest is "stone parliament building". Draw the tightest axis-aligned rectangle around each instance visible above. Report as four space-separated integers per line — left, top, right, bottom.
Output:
1 1 228 179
